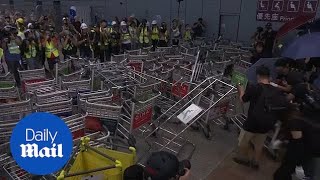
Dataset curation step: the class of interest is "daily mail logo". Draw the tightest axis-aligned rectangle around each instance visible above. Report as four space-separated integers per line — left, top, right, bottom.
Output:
10 113 73 175
21 129 63 158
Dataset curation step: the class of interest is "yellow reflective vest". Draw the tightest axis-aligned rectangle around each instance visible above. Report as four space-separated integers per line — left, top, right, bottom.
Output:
8 42 21 54
184 31 192 41
45 41 59 58
25 44 37 59
0 48 3 60
139 27 149 44
151 27 159 40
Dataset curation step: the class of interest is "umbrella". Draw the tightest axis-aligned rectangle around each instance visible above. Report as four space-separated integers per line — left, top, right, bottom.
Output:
276 14 315 40
281 32 320 60
246 58 279 83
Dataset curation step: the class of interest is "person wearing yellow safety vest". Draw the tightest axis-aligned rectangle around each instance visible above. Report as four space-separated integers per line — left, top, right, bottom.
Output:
159 22 169 47
129 21 138 50
0 40 9 75
21 30 39 70
109 21 121 56
139 19 150 48
97 20 109 62
60 30 77 58
120 21 132 52
16 18 26 40
43 28 60 72
3 29 22 86
151 20 160 51
183 24 193 45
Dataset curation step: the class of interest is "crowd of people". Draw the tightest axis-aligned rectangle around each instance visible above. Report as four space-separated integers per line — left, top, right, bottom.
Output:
0 12 207 86
234 25 320 179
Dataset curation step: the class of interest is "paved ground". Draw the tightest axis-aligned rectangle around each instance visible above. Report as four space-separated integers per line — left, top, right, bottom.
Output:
206 151 280 180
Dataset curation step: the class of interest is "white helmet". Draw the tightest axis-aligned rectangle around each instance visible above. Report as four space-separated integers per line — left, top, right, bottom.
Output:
120 21 127 26
111 21 117 26
80 23 88 29
27 23 33 28
152 20 157 25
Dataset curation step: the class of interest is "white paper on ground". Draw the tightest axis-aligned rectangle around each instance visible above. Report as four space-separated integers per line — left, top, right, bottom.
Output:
177 104 203 124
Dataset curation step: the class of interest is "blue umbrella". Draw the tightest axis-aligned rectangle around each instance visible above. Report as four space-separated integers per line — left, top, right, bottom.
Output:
246 58 279 84
282 32 320 60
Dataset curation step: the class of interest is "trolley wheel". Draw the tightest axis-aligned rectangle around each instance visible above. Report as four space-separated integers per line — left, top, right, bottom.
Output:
128 134 136 147
202 124 212 140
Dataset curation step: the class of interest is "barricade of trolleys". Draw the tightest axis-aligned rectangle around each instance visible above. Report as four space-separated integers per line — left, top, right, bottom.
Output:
138 77 236 162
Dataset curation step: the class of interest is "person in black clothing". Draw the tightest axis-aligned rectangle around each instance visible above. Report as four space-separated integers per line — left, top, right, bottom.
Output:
274 58 306 96
192 18 206 38
274 100 320 180
262 23 276 57
78 23 92 58
250 42 267 64
234 66 288 170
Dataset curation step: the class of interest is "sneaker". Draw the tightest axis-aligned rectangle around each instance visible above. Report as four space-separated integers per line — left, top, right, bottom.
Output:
250 160 260 170
233 157 251 167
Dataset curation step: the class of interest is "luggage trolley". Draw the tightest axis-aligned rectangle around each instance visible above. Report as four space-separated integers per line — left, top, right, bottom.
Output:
0 81 20 102
18 68 47 93
119 80 162 146
0 99 32 122
142 77 236 159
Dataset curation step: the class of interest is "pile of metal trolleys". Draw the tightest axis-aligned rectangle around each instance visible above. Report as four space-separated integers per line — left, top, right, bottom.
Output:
0 38 254 179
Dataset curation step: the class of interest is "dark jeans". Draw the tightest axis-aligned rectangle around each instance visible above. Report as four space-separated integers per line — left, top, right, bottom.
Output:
152 40 159 51
47 58 57 71
274 140 304 180
7 60 21 86
121 43 131 53
99 47 111 62
80 47 92 58
158 40 167 47
172 39 179 46
110 45 120 55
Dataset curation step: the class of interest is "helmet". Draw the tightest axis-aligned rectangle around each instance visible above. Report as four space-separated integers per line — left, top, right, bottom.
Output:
120 21 127 26
111 21 117 26
152 20 157 25
80 23 88 29
16 18 24 24
27 23 33 29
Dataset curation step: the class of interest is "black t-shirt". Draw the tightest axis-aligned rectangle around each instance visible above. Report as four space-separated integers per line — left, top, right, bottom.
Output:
286 71 304 87
288 117 320 157
242 83 282 133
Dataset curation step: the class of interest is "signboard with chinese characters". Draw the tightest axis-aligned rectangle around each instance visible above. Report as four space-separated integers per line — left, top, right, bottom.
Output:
256 0 319 22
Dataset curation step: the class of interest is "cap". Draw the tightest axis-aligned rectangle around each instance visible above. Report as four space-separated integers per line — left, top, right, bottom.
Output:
123 165 145 180
111 21 117 26
145 151 179 180
152 20 157 25
16 18 24 24
120 21 127 26
81 23 88 29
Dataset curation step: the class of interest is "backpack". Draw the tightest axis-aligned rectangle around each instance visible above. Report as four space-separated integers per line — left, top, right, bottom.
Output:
252 84 288 132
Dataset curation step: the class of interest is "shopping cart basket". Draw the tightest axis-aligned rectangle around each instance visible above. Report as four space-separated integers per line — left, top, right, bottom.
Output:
125 49 141 56
18 68 46 93
57 137 136 180
35 89 70 105
0 81 20 101
35 98 73 117
0 99 32 121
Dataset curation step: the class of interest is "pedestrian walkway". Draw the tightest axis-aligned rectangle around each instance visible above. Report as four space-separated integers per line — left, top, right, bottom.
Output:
206 151 281 180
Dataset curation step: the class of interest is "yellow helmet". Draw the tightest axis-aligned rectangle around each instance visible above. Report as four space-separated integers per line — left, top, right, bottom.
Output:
16 18 24 24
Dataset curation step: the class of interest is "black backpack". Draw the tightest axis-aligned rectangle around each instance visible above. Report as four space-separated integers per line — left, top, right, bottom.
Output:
252 85 288 131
